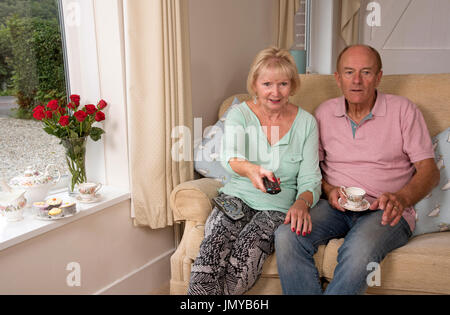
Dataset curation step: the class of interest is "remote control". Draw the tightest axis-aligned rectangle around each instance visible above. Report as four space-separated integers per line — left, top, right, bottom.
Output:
212 195 244 221
263 176 281 195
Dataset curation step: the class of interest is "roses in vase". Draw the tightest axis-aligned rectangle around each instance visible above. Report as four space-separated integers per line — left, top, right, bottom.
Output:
32 95 108 194
33 94 107 141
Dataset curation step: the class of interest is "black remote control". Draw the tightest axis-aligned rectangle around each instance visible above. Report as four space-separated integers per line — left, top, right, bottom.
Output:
263 176 281 194
212 195 244 221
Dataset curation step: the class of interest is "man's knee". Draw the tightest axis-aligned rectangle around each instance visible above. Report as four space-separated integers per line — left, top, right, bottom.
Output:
336 235 387 272
275 224 315 261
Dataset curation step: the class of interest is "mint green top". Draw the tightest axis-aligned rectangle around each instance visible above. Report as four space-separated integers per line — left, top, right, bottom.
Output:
219 102 322 213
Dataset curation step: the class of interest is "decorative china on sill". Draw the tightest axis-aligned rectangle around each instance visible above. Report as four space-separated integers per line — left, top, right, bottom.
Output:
9 164 61 206
0 187 27 222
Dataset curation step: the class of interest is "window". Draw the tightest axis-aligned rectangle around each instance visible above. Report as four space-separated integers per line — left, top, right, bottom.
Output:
1 0 129 195
0 0 131 250
0 0 69 188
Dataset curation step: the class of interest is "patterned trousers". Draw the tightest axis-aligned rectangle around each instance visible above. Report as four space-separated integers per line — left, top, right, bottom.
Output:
187 194 285 295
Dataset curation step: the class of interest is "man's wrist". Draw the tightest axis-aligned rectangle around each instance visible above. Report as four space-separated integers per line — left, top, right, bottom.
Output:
394 191 412 208
322 180 336 198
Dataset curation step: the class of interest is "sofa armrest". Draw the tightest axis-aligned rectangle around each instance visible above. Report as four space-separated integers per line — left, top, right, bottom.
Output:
170 178 223 223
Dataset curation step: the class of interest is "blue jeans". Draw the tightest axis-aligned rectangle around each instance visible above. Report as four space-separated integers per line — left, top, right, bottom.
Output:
274 199 412 295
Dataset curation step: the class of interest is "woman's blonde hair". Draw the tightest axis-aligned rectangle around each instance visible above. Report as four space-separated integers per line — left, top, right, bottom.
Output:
247 46 301 97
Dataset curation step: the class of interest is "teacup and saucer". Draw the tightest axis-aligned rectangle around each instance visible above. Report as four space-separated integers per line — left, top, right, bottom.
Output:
338 186 370 211
77 182 102 203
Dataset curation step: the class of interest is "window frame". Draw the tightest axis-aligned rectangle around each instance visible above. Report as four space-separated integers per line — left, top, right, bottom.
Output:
60 0 131 193
0 0 131 252
60 0 106 186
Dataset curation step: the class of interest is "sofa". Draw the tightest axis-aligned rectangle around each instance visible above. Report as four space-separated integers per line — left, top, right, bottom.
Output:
169 73 450 295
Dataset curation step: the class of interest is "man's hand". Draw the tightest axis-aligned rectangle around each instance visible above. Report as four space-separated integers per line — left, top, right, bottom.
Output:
370 158 440 227
325 185 347 212
370 192 408 226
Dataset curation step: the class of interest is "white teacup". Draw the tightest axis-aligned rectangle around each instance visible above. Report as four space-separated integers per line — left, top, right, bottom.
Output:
340 186 366 207
78 182 102 201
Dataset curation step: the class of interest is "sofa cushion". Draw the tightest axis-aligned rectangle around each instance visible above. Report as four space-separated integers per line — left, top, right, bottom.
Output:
319 233 450 294
194 97 240 184
368 232 450 294
413 127 450 236
260 244 326 278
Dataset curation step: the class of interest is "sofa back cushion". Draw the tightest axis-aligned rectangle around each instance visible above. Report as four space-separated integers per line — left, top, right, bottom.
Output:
194 97 240 184
219 73 450 137
413 127 450 236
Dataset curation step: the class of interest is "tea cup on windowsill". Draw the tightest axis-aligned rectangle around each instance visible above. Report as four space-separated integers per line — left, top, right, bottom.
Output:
78 182 102 202
0 186 27 222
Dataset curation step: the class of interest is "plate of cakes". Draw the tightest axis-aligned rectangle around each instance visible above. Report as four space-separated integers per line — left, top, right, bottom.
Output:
32 197 79 221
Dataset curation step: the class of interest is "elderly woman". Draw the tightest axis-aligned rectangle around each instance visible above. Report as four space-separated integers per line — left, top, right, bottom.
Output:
188 47 322 295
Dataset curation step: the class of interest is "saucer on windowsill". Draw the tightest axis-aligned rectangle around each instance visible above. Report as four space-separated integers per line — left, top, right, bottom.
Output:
76 194 102 204
34 208 80 221
338 198 370 212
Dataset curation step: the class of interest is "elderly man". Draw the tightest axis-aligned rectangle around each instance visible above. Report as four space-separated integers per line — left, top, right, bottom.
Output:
275 45 440 295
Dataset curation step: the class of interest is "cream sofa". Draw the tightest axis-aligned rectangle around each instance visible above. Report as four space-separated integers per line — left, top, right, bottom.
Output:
170 73 450 295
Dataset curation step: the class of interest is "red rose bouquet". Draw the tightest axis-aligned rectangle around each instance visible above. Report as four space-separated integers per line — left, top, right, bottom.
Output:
33 94 107 142
32 95 108 194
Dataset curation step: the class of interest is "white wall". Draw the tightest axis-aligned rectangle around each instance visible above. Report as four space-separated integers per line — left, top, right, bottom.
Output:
0 201 174 294
189 0 277 130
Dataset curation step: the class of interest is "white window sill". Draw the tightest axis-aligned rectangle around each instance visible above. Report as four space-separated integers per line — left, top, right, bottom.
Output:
0 186 130 251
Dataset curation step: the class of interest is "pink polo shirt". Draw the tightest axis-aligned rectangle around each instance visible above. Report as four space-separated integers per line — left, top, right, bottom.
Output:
315 92 435 231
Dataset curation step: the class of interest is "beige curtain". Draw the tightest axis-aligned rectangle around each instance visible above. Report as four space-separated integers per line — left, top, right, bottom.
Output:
340 0 361 45
124 0 194 229
276 0 300 49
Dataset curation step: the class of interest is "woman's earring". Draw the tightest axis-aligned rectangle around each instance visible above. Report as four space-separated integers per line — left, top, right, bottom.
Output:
253 96 257 104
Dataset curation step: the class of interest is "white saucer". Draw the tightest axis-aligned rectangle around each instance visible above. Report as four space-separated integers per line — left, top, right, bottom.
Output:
76 194 102 204
338 198 370 212
34 208 80 221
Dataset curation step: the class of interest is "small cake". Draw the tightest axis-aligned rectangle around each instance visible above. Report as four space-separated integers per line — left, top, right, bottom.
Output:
60 201 76 215
48 207 62 217
46 197 62 209
33 201 48 210
33 201 49 217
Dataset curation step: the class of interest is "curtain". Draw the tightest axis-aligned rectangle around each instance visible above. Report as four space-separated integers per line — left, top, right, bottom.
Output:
340 0 361 45
276 0 300 50
124 0 194 229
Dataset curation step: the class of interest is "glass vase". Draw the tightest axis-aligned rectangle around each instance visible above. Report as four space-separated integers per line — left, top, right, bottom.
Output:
61 136 87 196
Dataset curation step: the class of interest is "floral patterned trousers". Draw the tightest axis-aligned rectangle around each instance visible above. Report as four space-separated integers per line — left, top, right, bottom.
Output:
187 194 285 295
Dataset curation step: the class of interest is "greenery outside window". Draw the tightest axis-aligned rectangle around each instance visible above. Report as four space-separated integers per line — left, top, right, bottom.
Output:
0 0 70 188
